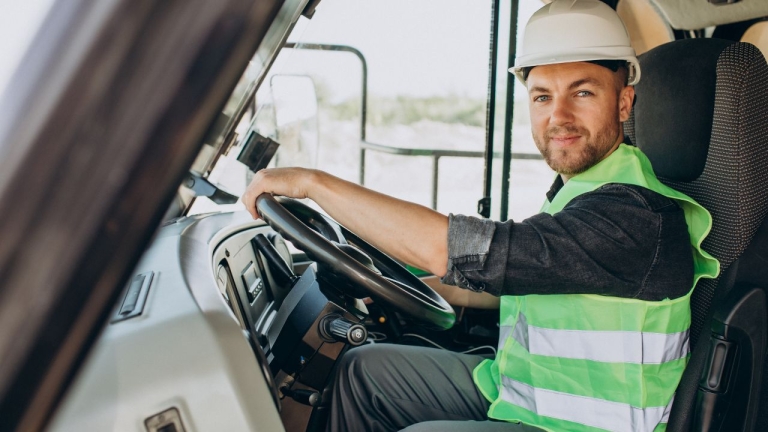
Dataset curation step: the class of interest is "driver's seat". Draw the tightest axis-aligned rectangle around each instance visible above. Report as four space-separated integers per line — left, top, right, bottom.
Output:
624 38 768 431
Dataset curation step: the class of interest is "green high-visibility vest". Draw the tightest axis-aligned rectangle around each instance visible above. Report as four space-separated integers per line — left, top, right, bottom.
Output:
473 144 720 432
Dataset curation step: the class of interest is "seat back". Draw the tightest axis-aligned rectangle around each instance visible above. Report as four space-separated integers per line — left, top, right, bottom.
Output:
624 38 768 431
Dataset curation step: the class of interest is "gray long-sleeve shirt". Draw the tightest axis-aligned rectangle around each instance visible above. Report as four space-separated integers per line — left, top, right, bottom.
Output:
441 180 694 301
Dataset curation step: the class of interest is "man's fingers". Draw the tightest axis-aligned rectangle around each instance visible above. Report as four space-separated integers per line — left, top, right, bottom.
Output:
242 169 267 220
241 194 252 218
246 196 257 219
241 167 309 220
241 189 260 220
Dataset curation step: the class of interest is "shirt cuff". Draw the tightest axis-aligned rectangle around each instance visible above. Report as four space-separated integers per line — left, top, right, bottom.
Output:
440 214 496 292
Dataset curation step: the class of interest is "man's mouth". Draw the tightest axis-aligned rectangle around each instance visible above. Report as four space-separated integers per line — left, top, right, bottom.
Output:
549 135 581 146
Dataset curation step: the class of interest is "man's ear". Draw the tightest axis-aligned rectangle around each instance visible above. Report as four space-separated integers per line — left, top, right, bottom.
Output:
618 85 635 122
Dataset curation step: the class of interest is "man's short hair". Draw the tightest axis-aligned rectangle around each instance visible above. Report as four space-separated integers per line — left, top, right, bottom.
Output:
521 60 630 87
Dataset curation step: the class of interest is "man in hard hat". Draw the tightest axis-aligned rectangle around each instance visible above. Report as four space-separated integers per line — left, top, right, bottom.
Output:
242 0 719 430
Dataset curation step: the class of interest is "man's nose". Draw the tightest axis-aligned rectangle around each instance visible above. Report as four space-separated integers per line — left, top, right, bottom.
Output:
550 97 575 125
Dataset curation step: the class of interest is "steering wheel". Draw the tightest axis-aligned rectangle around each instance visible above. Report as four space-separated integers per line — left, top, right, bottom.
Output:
255 194 455 330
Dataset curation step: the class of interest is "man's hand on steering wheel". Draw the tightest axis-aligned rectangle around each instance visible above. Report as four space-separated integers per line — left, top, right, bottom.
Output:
242 167 452 280
241 167 316 219
242 167 456 330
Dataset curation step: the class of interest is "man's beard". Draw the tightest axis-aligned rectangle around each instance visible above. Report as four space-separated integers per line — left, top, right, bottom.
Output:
534 121 620 176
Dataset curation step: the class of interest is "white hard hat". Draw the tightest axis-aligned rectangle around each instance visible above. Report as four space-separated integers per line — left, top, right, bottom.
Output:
511 0 641 85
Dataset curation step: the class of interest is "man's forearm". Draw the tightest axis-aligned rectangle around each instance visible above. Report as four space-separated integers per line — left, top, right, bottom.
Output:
308 171 449 277
242 168 450 277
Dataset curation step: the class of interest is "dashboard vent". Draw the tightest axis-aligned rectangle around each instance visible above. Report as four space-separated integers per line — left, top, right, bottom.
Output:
111 272 154 323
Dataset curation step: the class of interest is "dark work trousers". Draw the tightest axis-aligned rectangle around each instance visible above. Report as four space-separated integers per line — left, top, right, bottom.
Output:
326 344 539 432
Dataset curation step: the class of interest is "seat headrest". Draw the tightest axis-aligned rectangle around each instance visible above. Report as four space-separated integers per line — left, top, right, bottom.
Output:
627 38 736 181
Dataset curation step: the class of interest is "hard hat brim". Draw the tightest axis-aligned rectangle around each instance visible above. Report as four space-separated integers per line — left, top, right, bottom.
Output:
510 49 641 86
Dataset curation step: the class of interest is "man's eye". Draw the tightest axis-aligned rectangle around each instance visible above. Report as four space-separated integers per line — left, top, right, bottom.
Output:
576 90 593 97
533 95 549 102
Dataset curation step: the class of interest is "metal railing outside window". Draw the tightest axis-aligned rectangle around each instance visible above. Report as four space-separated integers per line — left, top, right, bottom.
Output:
283 42 541 212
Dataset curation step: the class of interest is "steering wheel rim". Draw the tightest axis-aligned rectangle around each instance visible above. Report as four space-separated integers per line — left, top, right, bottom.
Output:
256 194 455 330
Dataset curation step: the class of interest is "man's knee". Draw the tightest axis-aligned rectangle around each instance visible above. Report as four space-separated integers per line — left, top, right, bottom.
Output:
329 344 397 431
336 344 389 387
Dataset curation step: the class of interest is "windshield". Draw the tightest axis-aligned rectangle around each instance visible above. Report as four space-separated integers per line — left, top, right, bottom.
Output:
188 0 554 222
187 0 497 217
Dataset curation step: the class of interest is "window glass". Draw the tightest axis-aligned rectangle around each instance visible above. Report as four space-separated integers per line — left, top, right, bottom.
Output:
190 0 556 222
190 0 495 217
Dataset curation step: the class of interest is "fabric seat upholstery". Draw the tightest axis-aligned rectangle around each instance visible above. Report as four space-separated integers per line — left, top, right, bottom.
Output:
624 38 768 431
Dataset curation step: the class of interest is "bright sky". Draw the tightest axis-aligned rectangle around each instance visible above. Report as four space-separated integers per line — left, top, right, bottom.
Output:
0 0 542 102
288 0 493 99
282 0 542 100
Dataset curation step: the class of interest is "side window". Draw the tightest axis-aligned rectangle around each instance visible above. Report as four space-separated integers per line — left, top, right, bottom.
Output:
253 0 494 217
189 0 555 222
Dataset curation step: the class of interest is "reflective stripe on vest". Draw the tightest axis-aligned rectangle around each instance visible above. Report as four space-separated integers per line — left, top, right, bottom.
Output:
502 313 690 365
500 376 674 432
473 144 720 432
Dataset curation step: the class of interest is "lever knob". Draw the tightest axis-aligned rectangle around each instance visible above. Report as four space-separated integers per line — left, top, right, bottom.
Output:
320 315 367 346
